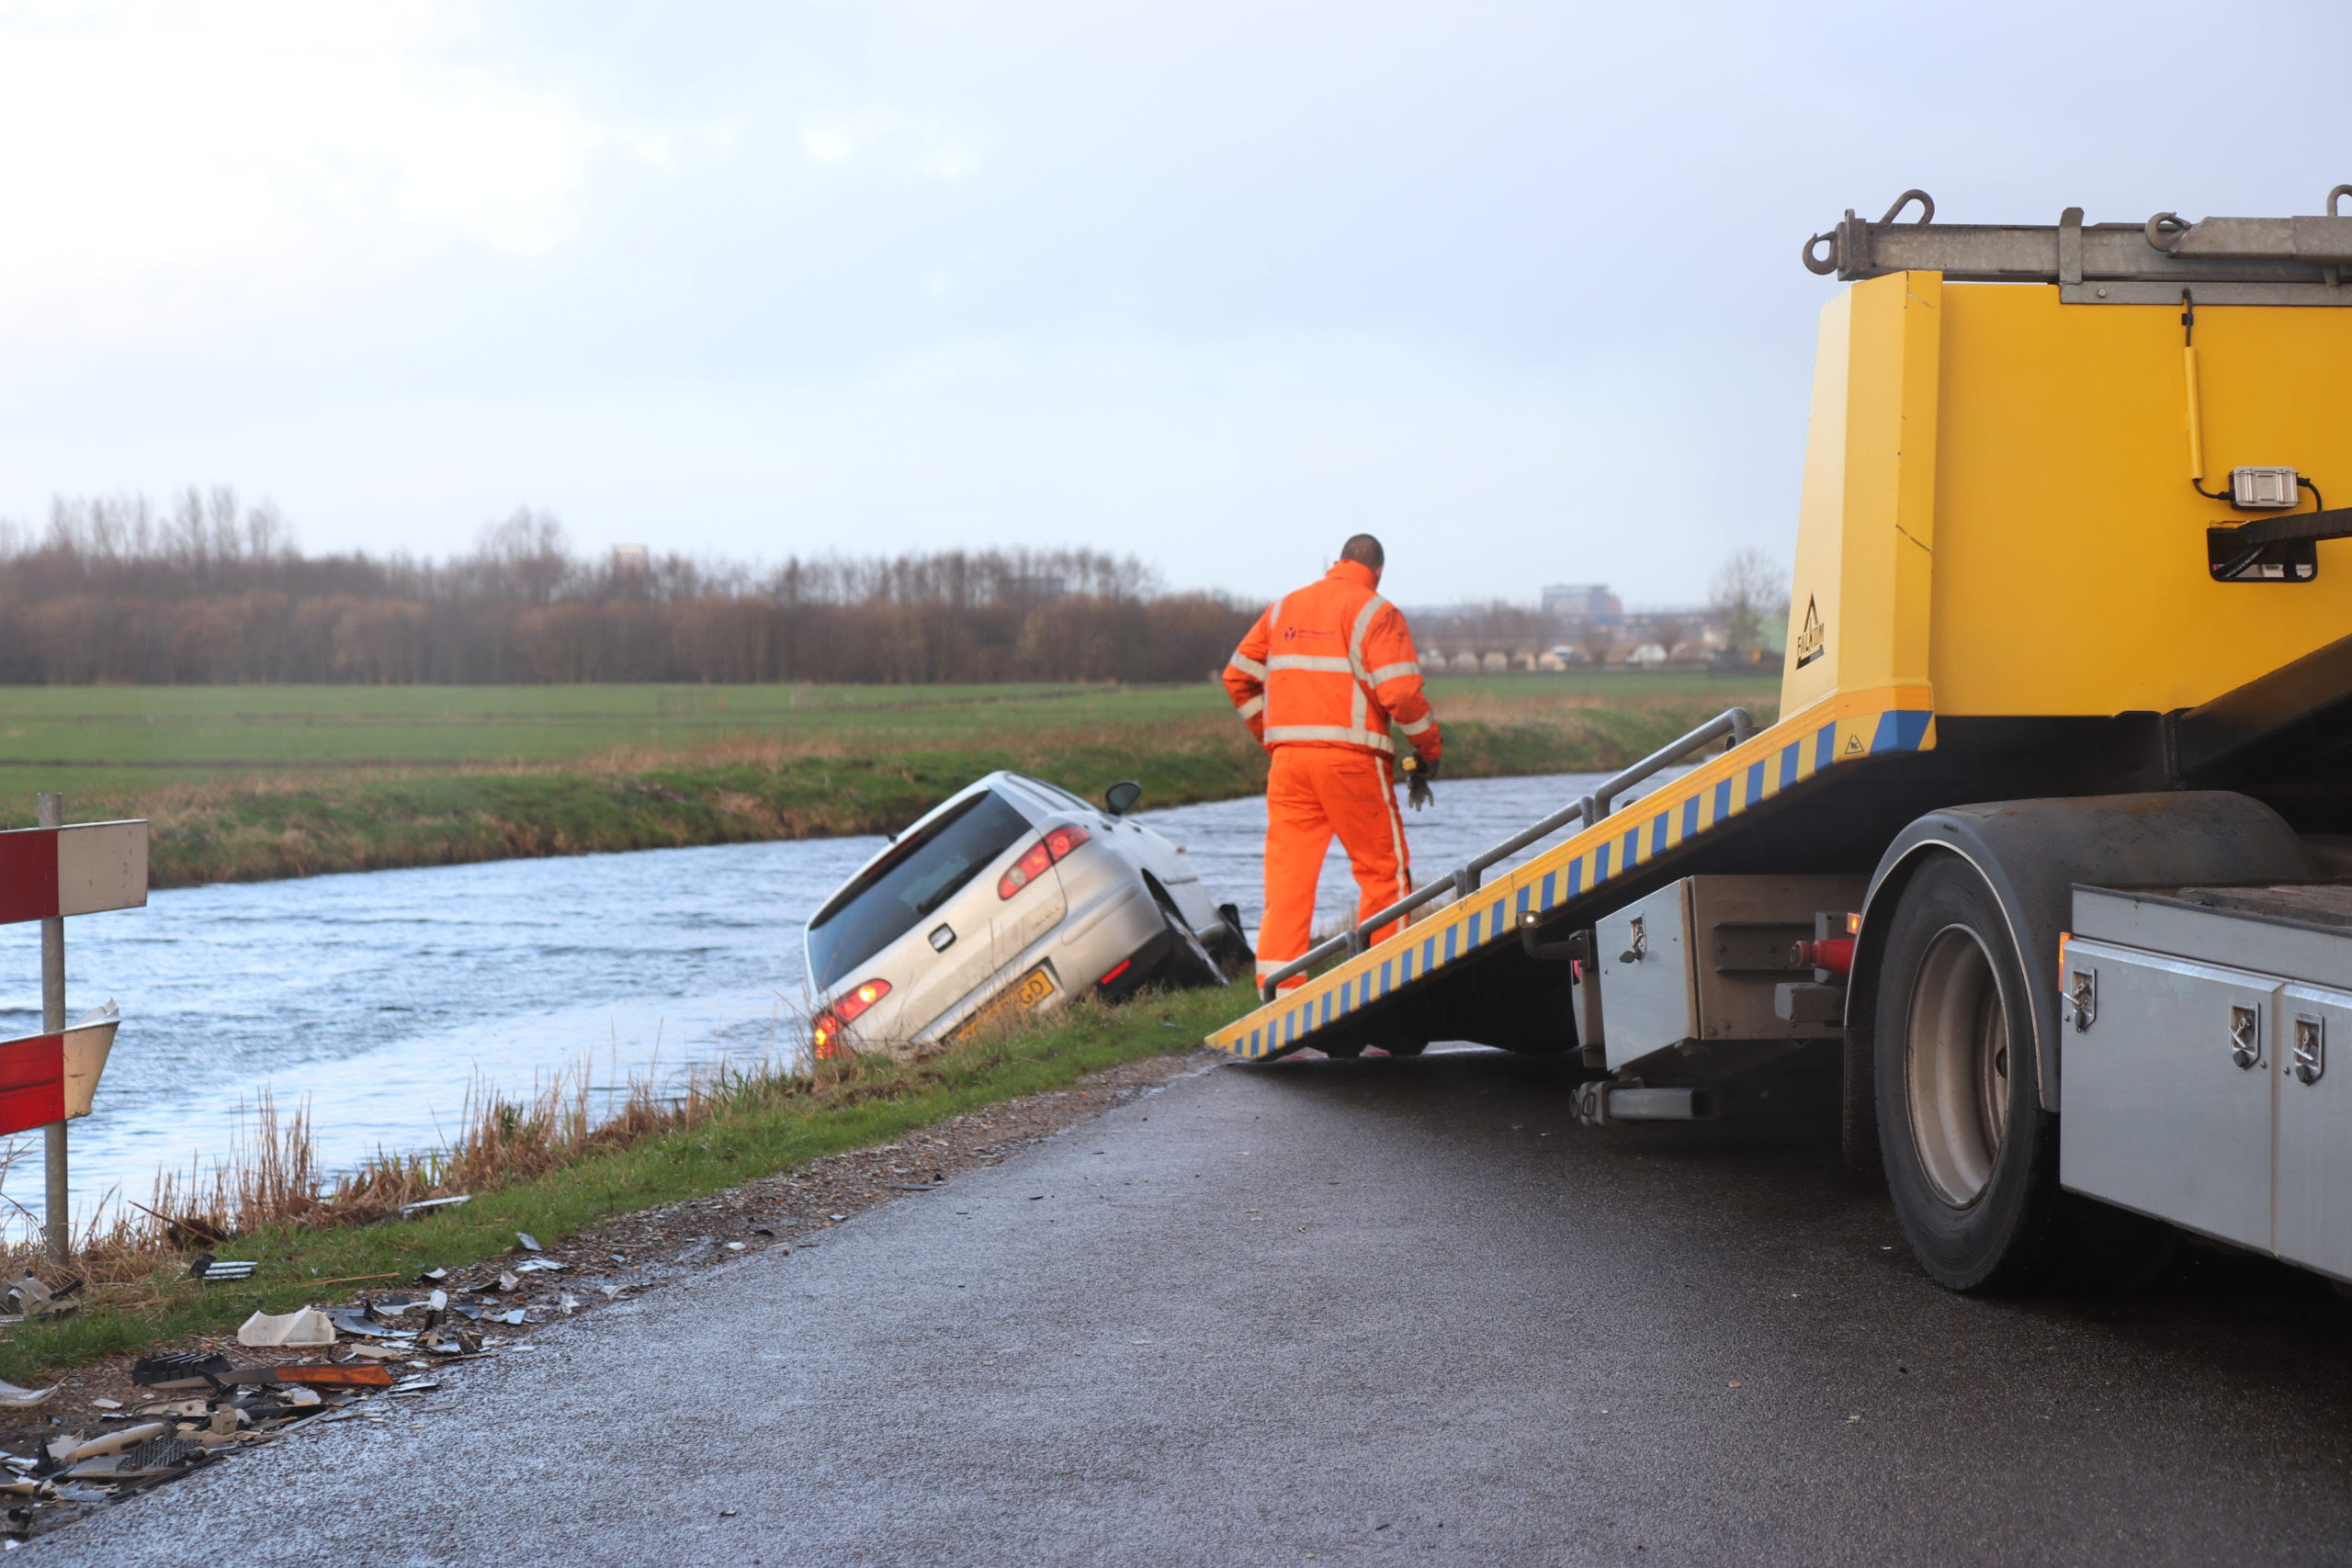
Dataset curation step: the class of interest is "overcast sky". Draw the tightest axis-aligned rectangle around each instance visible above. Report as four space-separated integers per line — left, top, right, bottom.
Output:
2 0 2346 607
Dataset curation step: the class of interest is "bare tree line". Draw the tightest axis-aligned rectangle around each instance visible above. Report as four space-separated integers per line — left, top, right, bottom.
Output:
0 491 1252 685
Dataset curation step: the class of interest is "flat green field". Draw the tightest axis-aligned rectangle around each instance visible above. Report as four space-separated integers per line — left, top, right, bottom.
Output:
0 673 1780 886
0 672 1775 792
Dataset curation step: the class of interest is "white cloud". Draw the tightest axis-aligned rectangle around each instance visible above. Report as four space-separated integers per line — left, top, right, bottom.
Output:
0 0 731 337
801 107 980 181
913 141 981 180
799 107 899 166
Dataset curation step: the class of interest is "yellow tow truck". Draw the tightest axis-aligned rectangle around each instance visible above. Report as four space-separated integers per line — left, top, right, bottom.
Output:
1209 188 2352 1292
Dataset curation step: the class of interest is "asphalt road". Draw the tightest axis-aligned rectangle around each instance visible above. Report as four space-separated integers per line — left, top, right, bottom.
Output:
59 1047 2352 1566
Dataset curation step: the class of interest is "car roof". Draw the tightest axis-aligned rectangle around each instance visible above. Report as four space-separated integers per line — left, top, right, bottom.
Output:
808 772 1053 930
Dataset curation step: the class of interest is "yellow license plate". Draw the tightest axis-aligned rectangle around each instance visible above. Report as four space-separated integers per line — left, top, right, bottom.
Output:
950 964 1057 1042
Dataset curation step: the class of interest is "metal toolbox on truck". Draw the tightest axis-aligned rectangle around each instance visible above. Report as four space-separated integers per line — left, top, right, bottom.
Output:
1592 874 1865 1072
2064 884 2352 1280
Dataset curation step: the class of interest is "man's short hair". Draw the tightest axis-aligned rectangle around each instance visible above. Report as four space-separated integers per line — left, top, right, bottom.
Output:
1340 534 1385 570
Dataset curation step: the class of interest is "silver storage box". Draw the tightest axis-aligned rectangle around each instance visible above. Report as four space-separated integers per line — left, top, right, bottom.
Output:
2064 885 2352 1280
1593 874 1865 1072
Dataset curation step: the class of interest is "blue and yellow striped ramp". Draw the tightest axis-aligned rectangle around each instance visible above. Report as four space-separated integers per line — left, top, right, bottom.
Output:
1206 684 1935 1060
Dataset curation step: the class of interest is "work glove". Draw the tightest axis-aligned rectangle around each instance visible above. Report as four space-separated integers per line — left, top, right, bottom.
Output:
1401 752 1439 812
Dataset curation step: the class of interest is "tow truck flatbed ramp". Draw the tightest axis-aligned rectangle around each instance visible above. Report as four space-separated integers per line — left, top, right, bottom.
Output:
1208 686 1937 1060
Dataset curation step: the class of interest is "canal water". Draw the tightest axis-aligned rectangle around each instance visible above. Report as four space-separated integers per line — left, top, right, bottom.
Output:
0 769 1668 1231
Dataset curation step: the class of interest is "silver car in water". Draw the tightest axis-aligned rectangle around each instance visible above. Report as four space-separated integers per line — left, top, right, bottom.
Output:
803 772 1248 1055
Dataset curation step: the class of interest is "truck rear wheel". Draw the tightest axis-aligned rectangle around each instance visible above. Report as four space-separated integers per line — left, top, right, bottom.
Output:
1875 853 2062 1291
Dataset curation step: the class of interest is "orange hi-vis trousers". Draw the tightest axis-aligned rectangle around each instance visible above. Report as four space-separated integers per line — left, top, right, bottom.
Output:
1259 746 1411 991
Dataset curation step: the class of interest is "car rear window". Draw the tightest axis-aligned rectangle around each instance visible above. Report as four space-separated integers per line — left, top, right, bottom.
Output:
807 790 1034 989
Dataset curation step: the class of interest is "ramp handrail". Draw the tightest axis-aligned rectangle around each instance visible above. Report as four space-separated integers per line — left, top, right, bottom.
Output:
1256 706 1756 1002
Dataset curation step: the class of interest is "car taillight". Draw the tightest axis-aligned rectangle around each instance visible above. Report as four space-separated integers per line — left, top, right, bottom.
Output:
811 977 891 1058
998 823 1091 899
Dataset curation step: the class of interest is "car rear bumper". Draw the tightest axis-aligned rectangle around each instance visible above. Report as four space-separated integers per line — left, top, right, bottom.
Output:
908 880 1166 1044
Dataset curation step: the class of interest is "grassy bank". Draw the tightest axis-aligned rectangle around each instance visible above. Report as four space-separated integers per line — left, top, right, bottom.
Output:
0 982 1245 1386
0 674 1778 886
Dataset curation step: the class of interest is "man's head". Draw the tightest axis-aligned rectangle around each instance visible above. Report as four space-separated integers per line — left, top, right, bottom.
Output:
1340 534 1385 581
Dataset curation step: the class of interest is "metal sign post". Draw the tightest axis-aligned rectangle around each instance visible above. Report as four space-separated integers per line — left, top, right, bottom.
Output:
36 794 64 1262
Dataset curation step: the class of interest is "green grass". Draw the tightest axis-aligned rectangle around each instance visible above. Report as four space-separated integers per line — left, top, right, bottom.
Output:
0 673 1781 886
0 983 1245 1386
0 673 1771 788
0 683 1238 786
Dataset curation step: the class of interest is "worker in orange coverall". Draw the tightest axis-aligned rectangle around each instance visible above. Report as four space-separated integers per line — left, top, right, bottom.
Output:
1223 534 1442 993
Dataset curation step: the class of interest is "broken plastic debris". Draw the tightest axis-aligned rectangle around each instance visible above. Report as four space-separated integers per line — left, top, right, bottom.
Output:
237 1307 335 1348
136 1398 208 1418
496 1272 521 1292
512 1258 565 1273
515 1233 542 1252
202 1363 392 1389
91 1397 122 1411
117 1433 205 1474
397 1196 471 1220
0 1380 53 1408
187 1253 258 1282
725 1242 747 1252
557 1293 579 1316
62 1422 170 1462
326 1309 413 1340
1 1276 76 1320
415 1268 449 1284
132 1351 231 1388
389 1376 441 1395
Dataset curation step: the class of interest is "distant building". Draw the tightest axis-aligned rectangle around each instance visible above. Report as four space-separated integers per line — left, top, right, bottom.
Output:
1541 583 1623 623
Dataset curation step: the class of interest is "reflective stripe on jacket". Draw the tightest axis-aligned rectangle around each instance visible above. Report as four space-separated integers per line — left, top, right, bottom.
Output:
1221 559 1442 762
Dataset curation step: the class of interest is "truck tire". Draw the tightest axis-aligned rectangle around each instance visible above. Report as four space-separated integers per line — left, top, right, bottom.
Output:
1875 852 2177 1292
1875 852 2062 1291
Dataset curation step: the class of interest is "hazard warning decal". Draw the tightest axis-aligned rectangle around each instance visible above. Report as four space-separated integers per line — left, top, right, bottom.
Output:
1793 596 1825 669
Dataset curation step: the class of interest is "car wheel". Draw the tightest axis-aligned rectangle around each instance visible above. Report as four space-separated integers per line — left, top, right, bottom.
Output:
1210 903 1256 981
1145 879 1225 990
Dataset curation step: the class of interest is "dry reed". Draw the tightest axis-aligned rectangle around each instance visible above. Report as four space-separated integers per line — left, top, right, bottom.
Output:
0 1032 843 1303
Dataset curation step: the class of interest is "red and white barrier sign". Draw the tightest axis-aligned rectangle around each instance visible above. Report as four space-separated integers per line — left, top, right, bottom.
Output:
1 806 147 1256
0 1018 119 1136
0 822 147 927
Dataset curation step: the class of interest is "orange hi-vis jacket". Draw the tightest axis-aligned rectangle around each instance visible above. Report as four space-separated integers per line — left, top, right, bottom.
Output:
1222 559 1442 765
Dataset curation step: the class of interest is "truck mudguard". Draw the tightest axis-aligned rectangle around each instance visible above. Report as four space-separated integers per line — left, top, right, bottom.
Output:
1850 792 2312 1121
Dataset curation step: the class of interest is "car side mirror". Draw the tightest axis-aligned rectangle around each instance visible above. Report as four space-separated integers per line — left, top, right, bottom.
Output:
1103 779 1143 817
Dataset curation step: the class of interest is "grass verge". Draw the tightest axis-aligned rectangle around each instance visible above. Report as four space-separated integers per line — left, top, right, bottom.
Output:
8 679 1776 887
0 982 1242 1387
